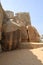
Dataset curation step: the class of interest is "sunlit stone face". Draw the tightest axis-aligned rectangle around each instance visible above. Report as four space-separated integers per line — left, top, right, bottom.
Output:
26 26 28 30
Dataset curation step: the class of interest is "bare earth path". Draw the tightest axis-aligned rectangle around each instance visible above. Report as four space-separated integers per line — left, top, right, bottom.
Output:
0 47 43 65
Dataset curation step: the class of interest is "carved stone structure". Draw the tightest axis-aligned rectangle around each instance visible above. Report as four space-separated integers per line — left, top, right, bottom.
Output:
20 26 28 42
0 3 4 40
0 3 40 51
27 25 40 42
6 11 14 19
15 12 31 26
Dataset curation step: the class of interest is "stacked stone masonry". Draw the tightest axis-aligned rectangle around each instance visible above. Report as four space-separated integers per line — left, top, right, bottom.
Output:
0 3 40 51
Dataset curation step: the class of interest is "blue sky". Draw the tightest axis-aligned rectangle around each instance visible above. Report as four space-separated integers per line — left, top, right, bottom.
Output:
1 0 43 35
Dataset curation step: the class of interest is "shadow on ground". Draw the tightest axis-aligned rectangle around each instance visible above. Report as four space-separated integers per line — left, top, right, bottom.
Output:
0 49 43 65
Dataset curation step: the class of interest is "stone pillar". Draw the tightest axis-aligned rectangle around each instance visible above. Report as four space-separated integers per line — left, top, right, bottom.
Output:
9 32 13 50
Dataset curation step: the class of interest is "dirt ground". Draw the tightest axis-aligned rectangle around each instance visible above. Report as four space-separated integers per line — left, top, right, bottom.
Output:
0 46 43 65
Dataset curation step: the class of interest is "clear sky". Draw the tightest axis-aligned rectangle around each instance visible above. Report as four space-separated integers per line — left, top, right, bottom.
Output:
1 0 43 35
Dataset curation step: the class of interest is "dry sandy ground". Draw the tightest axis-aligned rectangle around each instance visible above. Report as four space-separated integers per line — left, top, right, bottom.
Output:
0 47 43 65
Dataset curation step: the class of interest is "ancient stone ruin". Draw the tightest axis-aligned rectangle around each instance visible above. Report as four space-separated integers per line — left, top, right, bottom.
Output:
0 3 40 51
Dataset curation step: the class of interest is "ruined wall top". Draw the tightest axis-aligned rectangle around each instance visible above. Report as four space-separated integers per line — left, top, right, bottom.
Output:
6 11 14 19
0 4 31 40
15 12 31 26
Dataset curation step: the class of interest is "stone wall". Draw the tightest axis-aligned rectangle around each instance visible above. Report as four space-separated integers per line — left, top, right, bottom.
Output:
15 12 31 26
0 3 4 40
6 11 14 19
27 25 40 42
1 29 21 51
0 4 41 51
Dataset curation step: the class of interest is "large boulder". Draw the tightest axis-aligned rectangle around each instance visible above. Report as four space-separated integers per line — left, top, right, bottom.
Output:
1 20 21 51
1 29 21 51
1 19 21 51
27 25 40 42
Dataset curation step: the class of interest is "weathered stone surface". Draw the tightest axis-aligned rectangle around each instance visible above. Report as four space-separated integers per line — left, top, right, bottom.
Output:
1 29 21 51
13 16 25 27
0 3 9 40
2 20 21 33
0 3 41 51
27 25 40 42
20 26 28 42
0 3 4 40
15 12 31 26
6 11 14 19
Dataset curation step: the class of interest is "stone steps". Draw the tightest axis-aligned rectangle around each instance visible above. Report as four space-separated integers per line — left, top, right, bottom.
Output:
0 42 43 52
18 42 43 49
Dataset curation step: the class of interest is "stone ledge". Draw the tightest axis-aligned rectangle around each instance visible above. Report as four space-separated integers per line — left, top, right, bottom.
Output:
18 42 43 49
